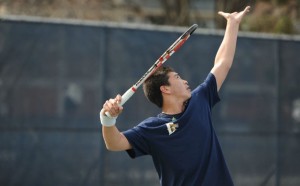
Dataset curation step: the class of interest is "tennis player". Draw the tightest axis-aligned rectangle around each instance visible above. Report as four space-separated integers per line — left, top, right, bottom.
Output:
100 6 251 186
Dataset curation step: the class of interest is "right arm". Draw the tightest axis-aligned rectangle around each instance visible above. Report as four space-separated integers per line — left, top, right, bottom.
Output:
100 94 132 151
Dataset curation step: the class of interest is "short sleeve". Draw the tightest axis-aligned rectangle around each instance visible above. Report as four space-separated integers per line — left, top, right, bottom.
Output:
192 73 220 107
122 126 150 159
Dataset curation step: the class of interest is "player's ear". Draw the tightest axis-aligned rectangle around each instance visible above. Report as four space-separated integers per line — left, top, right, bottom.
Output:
160 85 170 94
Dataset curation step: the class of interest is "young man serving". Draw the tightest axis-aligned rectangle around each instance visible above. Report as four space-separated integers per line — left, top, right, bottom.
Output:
100 6 251 186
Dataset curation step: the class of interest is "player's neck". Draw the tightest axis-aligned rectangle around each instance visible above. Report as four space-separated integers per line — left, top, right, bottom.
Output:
162 99 187 115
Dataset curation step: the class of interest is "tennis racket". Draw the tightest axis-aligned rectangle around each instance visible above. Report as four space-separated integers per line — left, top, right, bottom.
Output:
106 24 198 117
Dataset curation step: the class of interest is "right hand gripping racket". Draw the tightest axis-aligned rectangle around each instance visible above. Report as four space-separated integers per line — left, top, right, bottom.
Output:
106 24 198 117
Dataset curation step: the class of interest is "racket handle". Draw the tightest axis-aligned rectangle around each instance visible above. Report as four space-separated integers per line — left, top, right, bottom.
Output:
120 87 135 106
104 88 136 117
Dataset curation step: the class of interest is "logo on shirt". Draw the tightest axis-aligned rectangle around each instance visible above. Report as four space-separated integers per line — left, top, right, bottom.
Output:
166 118 179 135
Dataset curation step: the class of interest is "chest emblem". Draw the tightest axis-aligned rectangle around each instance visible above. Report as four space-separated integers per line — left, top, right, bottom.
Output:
166 122 179 135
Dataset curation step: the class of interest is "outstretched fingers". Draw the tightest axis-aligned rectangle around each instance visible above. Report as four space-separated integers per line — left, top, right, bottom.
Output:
243 6 251 13
218 6 251 22
240 6 251 17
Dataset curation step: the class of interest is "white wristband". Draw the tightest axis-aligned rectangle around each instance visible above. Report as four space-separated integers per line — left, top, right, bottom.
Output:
100 110 117 127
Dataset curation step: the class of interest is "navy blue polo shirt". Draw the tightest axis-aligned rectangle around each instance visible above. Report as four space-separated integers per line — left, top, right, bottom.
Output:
123 73 233 186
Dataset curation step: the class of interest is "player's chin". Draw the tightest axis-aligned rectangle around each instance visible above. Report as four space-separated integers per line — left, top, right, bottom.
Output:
187 88 191 94
186 91 192 99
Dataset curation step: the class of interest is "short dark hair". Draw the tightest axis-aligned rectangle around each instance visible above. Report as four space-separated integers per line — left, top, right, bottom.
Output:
143 66 174 108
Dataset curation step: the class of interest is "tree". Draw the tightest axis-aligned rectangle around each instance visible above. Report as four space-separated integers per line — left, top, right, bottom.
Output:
160 0 191 26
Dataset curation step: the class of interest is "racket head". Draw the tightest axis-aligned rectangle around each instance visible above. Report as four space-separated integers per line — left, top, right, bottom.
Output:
122 24 198 107
181 24 198 39
134 24 199 88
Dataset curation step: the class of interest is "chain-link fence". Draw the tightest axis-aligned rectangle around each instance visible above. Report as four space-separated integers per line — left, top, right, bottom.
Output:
0 16 300 186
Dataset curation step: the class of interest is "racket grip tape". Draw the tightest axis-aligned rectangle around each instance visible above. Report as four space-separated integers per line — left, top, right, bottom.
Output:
104 87 136 117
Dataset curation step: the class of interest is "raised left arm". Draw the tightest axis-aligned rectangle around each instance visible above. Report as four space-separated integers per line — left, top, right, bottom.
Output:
211 6 250 91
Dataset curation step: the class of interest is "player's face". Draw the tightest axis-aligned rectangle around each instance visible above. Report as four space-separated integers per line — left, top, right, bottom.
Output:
167 72 191 100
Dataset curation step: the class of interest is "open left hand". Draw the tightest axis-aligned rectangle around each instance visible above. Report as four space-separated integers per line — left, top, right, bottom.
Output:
218 6 251 24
